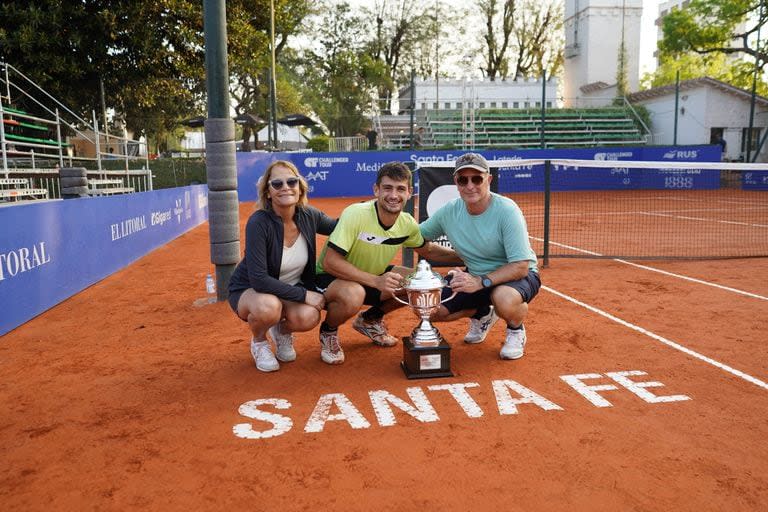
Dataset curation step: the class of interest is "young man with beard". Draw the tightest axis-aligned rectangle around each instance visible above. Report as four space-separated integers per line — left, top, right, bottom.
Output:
315 161 460 365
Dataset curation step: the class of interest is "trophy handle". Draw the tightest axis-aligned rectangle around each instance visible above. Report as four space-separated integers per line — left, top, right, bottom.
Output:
392 287 410 305
441 291 457 304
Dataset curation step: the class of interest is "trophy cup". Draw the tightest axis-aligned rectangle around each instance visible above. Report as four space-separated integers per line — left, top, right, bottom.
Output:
393 260 456 379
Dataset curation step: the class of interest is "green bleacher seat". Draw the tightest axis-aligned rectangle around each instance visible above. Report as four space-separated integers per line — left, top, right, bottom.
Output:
4 133 67 146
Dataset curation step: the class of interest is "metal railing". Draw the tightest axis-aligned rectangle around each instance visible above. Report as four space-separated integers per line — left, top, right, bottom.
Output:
0 61 152 202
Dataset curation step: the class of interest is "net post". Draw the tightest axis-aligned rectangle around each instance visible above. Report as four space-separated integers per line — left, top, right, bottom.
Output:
403 193 415 268
542 159 551 268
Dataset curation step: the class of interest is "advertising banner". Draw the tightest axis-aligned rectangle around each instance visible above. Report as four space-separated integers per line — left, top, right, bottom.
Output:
236 145 724 200
0 185 209 335
743 171 768 190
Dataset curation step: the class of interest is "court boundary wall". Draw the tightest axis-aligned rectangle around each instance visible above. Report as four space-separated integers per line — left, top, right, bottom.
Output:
0 185 209 335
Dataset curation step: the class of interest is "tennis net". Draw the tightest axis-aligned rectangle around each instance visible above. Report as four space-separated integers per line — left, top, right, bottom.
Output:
418 159 768 263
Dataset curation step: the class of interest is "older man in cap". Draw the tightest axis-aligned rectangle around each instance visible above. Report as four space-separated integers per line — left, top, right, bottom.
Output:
419 152 541 360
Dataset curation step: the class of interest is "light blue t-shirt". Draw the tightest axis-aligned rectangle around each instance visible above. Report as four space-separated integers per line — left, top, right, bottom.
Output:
419 192 538 275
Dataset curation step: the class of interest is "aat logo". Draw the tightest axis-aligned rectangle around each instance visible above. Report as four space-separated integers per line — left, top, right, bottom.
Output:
305 171 329 182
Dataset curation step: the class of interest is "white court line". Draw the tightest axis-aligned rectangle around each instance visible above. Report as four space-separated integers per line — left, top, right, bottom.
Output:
526 205 768 219
543 285 768 391
529 236 768 301
614 259 768 301
639 211 768 228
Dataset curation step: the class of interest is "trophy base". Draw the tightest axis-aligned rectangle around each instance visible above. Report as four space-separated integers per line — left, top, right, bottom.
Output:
401 336 453 379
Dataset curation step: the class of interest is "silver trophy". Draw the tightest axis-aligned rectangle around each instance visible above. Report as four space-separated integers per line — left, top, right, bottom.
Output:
394 260 456 378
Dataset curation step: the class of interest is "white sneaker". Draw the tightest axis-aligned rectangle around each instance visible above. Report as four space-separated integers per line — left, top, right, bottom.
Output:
251 340 280 372
500 326 526 360
464 307 499 344
320 329 345 365
269 324 296 362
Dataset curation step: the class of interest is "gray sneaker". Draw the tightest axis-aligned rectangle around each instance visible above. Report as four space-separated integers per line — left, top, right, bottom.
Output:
250 340 280 372
269 324 296 362
500 326 526 360
464 307 499 344
353 313 398 346
320 329 345 365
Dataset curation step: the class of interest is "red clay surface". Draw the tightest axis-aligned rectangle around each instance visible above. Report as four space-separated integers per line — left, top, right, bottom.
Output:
1 197 767 511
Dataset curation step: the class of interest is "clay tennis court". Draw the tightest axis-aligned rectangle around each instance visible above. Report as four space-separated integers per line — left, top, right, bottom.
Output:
2 194 767 510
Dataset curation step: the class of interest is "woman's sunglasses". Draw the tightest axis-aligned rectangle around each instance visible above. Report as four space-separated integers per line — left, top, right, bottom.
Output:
455 175 485 186
269 177 300 189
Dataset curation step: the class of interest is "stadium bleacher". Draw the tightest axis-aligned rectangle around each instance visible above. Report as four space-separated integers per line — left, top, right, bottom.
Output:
1 62 151 203
378 107 647 150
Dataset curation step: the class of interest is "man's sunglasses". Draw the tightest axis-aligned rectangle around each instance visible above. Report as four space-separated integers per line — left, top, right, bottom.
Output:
269 177 300 189
455 175 485 186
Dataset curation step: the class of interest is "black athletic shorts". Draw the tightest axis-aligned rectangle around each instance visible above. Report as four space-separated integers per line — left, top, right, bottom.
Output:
440 270 541 315
314 265 395 307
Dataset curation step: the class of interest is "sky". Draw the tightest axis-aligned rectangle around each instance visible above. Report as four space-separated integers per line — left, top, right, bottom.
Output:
344 0 663 80
639 0 662 76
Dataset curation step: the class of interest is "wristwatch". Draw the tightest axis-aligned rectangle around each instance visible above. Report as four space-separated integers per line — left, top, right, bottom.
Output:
480 274 492 288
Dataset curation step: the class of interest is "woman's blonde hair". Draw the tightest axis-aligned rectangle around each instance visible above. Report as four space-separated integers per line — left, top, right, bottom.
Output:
257 160 309 211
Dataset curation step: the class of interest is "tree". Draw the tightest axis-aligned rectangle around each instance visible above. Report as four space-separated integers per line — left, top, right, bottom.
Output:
643 52 768 96
227 0 312 150
364 0 440 98
479 0 515 80
510 0 563 79
296 2 390 136
476 0 563 81
0 0 206 149
649 0 768 95
660 0 767 66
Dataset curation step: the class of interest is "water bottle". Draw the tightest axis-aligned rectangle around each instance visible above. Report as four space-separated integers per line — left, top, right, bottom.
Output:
205 273 216 302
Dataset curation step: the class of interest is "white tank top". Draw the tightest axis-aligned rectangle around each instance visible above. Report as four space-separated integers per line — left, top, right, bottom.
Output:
279 233 308 285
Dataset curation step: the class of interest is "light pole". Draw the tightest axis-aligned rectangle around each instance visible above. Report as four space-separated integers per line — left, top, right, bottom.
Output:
250 1 278 150
269 0 278 149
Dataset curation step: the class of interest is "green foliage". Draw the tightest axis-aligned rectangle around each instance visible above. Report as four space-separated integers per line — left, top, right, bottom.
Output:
148 158 208 189
643 53 768 97
227 0 313 150
653 0 768 94
306 135 330 152
0 0 207 145
476 0 563 80
296 2 391 137
83 158 207 189
616 41 629 98
628 104 652 134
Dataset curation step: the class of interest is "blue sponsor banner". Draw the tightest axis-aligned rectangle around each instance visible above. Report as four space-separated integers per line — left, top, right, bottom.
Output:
743 171 768 190
0 185 209 335
236 145 724 199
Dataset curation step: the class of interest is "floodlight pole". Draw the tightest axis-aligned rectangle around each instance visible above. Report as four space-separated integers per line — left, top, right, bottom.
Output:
747 1 763 162
270 0 278 150
540 70 546 149
673 70 679 145
409 70 415 149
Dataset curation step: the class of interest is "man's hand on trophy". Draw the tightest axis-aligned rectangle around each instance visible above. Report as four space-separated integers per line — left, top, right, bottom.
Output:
446 268 482 293
377 271 405 296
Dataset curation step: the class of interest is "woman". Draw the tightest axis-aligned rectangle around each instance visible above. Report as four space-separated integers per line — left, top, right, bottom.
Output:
228 160 336 372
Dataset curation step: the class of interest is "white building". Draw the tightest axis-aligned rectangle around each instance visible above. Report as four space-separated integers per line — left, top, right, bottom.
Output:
398 78 559 112
628 77 768 162
564 0 644 107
